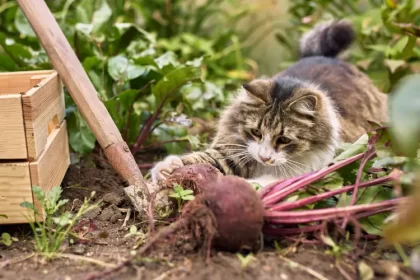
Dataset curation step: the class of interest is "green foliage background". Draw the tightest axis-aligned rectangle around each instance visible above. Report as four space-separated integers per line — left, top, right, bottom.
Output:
0 0 419 159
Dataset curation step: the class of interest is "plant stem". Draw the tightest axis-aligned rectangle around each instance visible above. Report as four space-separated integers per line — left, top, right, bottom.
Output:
264 197 407 224
349 149 376 206
270 174 395 211
131 96 168 155
263 153 366 206
258 172 316 198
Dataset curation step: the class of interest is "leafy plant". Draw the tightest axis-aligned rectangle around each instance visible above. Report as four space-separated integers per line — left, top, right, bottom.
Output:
0 0 258 158
20 186 99 260
276 0 420 93
168 183 195 212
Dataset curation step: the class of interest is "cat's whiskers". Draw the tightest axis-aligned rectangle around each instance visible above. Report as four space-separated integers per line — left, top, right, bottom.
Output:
215 143 248 148
285 160 307 174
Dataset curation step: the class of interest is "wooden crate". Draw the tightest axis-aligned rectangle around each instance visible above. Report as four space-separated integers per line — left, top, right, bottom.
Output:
0 70 70 224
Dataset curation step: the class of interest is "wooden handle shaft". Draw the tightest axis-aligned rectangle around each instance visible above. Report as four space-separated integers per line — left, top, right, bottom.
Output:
16 0 149 195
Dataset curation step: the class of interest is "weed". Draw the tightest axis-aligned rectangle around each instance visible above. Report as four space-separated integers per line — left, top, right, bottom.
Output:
20 186 99 260
236 252 256 270
168 183 195 212
124 225 146 249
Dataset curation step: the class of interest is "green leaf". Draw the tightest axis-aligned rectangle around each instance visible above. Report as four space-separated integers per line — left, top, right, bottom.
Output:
14 9 35 37
129 225 138 235
389 74 420 157
52 212 73 226
334 134 368 162
0 214 8 219
152 65 202 108
180 189 194 196
75 23 93 36
32 186 45 203
108 55 129 81
67 110 96 155
360 213 390 235
182 195 195 201
1 232 12 246
91 0 112 33
48 186 63 208
20 201 37 213
384 59 406 73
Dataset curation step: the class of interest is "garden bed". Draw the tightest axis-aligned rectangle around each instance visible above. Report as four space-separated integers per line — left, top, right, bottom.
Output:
0 151 416 280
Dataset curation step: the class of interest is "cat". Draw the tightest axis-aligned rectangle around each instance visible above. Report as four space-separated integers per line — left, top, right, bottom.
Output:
150 20 389 187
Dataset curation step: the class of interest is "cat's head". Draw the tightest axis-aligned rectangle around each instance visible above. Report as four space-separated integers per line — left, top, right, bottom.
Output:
228 76 340 169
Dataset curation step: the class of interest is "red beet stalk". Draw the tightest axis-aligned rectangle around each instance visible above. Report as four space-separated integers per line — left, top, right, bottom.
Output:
262 153 365 206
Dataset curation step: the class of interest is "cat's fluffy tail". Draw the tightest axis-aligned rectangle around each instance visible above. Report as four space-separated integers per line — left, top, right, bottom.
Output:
299 20 355 58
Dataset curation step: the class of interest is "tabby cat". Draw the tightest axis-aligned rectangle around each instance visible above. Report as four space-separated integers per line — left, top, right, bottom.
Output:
150 20 389 187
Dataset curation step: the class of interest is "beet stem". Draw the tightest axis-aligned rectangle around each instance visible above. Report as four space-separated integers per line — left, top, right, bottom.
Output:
258 172 316 198
269 174 395 211
351 150 377 206
264 197 407 224
263 153 366 206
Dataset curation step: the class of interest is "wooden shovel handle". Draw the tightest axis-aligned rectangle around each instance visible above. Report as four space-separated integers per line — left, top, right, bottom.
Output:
16 0 149 196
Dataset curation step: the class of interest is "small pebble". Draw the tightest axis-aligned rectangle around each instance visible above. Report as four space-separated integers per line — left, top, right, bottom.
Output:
72 244 86 255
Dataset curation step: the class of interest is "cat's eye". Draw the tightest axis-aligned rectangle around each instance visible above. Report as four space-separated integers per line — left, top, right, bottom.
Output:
276 136 291 145
250 128 262 138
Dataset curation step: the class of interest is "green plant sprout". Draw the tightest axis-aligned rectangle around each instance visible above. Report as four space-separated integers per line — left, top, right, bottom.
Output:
168 183 195 212
236 252 256 270
20 185 99 260
0 232 18 246
124 225 146 249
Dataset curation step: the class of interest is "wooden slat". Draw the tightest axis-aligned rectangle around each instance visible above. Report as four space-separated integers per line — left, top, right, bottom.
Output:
30 120 70 220
0 162 34 224
22 71 65 160
0 94 28 159
0 70 53 94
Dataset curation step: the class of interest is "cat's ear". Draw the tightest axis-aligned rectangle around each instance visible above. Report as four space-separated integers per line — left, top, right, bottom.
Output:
241 79 274 104
287 90 321 116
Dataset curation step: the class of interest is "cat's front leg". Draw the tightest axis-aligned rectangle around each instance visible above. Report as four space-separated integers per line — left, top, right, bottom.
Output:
150 155 184 184
150 149 229 184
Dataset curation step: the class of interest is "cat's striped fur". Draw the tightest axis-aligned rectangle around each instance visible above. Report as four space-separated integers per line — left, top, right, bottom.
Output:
150 20 388 186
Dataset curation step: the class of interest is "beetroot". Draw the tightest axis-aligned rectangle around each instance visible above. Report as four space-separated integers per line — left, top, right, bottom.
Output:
182 176 264 252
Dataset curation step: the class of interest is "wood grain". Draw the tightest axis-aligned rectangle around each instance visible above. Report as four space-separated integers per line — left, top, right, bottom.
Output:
16 0 149 194
22 71 65 160
0 70 53 94
30 120 70 220
0 162 35 224
0 94 28 159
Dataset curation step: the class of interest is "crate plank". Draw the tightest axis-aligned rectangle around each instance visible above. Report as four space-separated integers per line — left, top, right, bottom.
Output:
0 94 28 159
0 70 54 94
30 120 70 220
0 162 34 224
22 71 65 160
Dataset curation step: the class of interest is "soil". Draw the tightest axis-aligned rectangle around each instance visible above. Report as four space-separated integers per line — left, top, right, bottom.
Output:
0 151 417 280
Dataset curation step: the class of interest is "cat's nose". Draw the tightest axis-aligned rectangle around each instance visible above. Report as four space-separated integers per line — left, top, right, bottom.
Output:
259 155 271 163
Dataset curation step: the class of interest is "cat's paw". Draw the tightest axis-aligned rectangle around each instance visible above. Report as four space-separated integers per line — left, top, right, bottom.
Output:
151 155 184 184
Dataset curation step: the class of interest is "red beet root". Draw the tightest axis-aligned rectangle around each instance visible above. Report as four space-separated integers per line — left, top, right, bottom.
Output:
182 176 264 252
